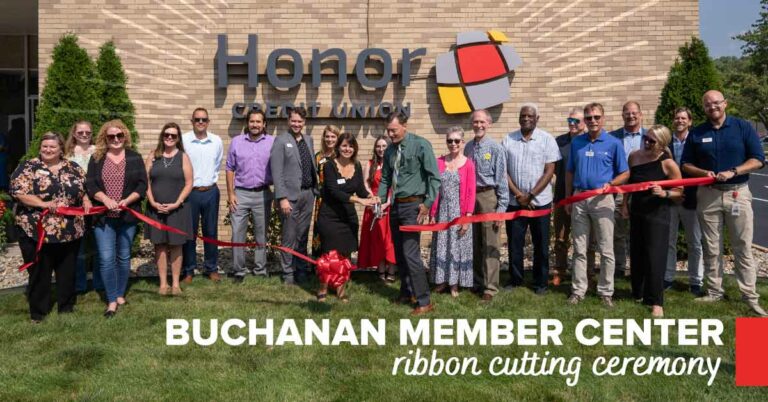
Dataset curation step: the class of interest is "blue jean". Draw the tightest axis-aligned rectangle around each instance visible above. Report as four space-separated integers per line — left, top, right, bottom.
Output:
182 187 220 276
94 218 137 303
75 231 103 292
505 203 552 290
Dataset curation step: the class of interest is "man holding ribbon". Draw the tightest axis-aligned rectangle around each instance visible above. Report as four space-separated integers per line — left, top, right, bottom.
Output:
565 102 629 307
681 90 767 316
378 111 441 315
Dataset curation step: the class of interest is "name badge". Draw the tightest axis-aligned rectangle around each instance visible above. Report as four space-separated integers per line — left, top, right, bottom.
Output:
320 157 327 164
585 151 595 157
337 178 346 184
286 143 293 148
702 138 713 143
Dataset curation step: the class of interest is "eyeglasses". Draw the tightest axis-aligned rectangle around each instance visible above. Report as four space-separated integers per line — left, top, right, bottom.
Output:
704 100 726 109
446 139 462 145
193 117 209 123
163 132 179 140
643 136 657 145
567 117 581 125
76 130 92 135
106 133 126 141
584 115 602 122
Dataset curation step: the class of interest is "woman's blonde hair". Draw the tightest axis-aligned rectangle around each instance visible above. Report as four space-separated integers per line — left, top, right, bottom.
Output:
646 124 672 158
93 119 132 161
320 125 341 156
64 121 94 157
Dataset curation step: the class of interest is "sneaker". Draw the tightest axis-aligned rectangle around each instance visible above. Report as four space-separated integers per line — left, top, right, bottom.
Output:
746 300 768 317
233 276 244 284
695 295 723 303
690 285 705 297
534 287 548 296
567 294 582 305
600 296 614 308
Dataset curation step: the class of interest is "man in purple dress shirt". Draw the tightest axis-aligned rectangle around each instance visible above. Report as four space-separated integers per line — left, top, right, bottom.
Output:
226 109 275 283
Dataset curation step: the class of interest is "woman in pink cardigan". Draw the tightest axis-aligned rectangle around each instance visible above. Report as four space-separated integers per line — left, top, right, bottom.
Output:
429 126 476 298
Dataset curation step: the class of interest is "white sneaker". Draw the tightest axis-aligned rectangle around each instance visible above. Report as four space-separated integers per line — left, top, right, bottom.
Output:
746 301 768 317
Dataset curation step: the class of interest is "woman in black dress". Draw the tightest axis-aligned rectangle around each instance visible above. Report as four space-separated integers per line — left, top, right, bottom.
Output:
620 125 682 318
316 132 377 302
144 122 193 296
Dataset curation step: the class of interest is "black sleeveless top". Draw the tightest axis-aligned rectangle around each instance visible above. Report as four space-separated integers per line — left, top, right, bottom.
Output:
628 153 671 214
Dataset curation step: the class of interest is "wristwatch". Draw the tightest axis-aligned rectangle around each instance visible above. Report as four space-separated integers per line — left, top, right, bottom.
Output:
729 167 738 176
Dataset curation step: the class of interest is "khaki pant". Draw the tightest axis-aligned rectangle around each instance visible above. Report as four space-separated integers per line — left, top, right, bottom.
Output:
613 194 629 273
571 193 615 297
697 185 759 301
553 205 596 274
473 190 501 295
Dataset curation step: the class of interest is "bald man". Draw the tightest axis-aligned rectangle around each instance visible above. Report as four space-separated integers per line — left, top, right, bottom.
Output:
681 90 767 316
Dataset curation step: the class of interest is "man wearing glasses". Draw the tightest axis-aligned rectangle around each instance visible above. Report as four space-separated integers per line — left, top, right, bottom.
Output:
226 109 274 283
565 102 628 307
609 101 646 279
552 107 595 286
681 90 767 316
181 107 224 283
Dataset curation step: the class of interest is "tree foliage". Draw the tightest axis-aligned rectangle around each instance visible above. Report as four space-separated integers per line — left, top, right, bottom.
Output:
654 37 722 128
736 0 768 76
728 0 768 130
24 34 101 159
96 41 138 146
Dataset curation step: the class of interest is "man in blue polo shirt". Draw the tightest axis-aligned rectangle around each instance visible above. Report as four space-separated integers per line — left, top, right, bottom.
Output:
565 102 629 307
681 90 767 316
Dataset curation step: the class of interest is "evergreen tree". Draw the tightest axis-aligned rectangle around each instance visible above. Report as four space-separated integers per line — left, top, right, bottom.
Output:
96 41 138 146
654 37 722 128
24 34 101 160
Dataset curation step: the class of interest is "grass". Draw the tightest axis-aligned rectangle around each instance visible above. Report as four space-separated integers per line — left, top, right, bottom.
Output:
1 271 768 401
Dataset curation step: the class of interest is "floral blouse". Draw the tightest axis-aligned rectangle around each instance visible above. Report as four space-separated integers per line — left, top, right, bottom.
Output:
10 158 86 243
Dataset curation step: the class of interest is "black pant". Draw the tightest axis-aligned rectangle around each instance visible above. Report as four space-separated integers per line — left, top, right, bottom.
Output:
629 205 670 306
18 234 81 321
390 201 430 307
505 204 552 290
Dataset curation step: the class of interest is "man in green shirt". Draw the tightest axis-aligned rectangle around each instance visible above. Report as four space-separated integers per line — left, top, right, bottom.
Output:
377 111 441 315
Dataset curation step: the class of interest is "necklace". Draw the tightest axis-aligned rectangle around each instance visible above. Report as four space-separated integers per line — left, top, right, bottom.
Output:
162 153 176 168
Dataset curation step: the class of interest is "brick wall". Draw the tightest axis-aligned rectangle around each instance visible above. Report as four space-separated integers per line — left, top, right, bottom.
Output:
38 0 699 246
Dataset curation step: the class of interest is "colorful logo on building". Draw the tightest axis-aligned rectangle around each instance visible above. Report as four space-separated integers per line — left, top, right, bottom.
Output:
436 31 522 114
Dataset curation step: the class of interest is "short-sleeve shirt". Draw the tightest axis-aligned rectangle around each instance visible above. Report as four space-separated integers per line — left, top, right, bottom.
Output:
680 115 766 185
567 130 628 191
182 131 223 187
464 135 510 213
502 128 562 207
10 159 86 242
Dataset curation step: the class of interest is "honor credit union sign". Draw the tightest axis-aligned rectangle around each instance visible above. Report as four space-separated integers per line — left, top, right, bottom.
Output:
216 32 521 119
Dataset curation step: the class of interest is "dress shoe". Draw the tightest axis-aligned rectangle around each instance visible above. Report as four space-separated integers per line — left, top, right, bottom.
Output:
182 275 193 284
550 274 562 286
233 276 245 284
746 300 768 317
411 304 435 316
534 287 548 296
481 293 493 302
690 285 705 297
207 272 221 282
392 295 416 305
663 280 673 290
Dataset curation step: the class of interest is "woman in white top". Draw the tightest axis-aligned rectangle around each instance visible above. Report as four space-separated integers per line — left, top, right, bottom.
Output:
64 121 101 294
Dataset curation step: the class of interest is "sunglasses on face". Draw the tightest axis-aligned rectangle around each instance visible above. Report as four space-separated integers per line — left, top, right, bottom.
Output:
567 117 581 125
446 139 462 145
76 130 92 135
163 132 179 140
643 136 657 145
584 115 602 122
193 117 209 123
106 133 126 141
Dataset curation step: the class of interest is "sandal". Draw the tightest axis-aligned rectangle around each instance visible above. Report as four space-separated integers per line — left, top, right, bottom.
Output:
433 283 448 294
171 287 183 296
316 292 327 302
451 287 459 298
158 286 170 296
385 274 397 283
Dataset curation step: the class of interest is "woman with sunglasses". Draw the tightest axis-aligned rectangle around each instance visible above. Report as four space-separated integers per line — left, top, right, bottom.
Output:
145 123 193 296
311 125 340 258
86 119 147 318
620 125 682 318
429 126 476 298
64 120 103 295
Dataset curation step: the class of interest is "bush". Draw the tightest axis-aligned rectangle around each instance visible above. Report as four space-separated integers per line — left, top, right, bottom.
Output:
96 41 138 147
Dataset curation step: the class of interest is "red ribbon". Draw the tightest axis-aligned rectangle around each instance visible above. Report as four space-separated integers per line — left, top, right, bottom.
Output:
315 250 355 288
19 205 317 272
400 176 716 232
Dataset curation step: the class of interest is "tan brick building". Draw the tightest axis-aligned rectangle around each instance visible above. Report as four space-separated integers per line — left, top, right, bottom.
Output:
30 0 699 241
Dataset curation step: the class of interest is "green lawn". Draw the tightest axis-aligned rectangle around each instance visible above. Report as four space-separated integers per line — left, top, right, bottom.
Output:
1 272 767 401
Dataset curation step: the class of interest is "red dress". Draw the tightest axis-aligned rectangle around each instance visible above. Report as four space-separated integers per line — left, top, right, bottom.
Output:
358 160 396 268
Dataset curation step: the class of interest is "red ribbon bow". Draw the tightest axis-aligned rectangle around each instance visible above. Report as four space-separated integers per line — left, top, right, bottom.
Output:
315 250 355 289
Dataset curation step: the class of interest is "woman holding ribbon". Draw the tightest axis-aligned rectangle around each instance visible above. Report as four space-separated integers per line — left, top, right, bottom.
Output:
359 135 397 282
311 125 340 258
316 132 376 302
11 132 89 323
620 125 682 318
429 126 476 298
145 123 193 296
64 120 102 294
86 119 147 318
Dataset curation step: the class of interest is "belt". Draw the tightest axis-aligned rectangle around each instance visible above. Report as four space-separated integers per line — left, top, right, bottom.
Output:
301 185 314 190
236 185 268 192
709 183 747 191
193 185 215 192
476 186 495 193
395 195 425 203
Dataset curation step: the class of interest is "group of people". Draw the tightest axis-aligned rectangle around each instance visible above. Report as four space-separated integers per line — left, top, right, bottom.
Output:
10 89 766 322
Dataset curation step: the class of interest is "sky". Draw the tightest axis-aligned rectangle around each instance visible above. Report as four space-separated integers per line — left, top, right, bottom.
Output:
700 0 763 58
